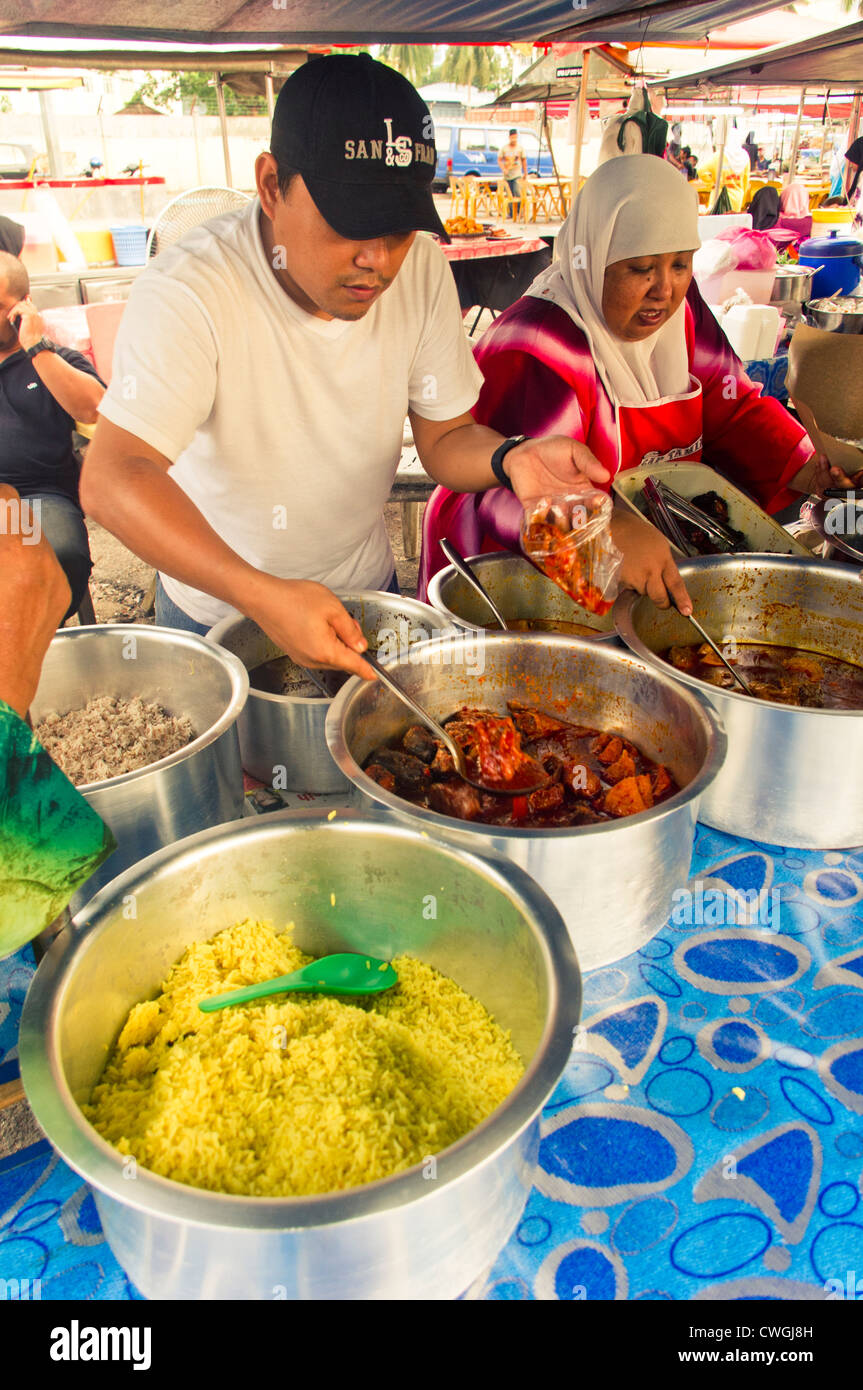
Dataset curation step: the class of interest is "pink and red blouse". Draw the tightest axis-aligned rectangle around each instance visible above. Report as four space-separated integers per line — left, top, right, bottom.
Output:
418 283 812 599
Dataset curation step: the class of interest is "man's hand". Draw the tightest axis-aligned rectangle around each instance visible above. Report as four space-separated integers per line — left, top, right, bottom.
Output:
611 508 693 614
504 437 611 502
0 484 71 719
791 451 863 497
7 296 48 353
243 574 377 680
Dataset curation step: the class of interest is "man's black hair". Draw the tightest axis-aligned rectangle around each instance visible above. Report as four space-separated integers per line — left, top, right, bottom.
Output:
275 159 300 199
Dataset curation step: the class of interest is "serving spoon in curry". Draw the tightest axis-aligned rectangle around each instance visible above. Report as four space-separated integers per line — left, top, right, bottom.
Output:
363 651 549 796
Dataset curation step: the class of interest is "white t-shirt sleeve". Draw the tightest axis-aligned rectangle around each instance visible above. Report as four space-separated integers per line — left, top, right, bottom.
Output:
98 272 218 463
407 240 483 423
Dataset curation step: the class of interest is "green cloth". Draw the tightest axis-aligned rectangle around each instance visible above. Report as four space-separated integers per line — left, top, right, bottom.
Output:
0 699 115 958
617 97 668 159
710 186 733 216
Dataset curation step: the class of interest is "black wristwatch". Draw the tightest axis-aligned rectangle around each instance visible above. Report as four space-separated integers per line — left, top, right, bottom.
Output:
490 435 531 491
26 337 55 360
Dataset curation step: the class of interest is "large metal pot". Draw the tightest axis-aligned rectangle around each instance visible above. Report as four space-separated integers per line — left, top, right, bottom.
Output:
770 265 816 308
428 552 616 639
800 495 863 565
614 555 863 848
326 634 726 970
804 298 863 335
208 592 454 791
30 625 248 906
20 809 581 1301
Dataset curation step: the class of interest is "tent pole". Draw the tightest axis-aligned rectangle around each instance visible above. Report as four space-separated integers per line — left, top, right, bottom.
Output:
38 89 63 177
215 74 233 187
785 87 806 185
712 114 727 212
265 69 276 123
571 48 590 192
849 92 861 148
192 99 203 184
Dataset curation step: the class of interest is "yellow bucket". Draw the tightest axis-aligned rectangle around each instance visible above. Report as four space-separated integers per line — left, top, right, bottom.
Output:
74 226 116 265
811 206 854 225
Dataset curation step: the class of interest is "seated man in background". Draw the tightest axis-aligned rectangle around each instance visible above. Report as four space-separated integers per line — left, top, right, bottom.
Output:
0 251 104 623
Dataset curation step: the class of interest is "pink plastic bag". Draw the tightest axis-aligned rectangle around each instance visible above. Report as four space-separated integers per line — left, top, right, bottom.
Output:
714 227 777 271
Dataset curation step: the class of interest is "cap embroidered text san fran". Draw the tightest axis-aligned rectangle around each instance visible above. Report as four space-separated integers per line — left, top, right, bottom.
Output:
270 54 449 242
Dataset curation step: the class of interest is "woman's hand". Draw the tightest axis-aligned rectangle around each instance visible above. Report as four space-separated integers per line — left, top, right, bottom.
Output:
611 508 693 614
504 436 611 502
242 574 376 680
791 452 863 496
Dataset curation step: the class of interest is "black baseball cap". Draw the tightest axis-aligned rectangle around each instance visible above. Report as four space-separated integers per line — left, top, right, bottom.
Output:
270 54 449 243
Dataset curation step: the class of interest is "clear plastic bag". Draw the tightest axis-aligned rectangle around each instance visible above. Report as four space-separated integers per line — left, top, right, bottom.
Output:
520 490 623 616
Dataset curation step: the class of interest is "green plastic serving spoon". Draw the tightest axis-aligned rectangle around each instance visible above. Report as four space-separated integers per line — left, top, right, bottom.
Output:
197 953 398 1013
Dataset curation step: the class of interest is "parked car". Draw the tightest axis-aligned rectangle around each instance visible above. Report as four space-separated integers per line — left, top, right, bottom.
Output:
0 142 37 180
432 122 554 189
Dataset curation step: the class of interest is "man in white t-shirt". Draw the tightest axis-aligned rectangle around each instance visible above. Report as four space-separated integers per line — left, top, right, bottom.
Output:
82 56 609 678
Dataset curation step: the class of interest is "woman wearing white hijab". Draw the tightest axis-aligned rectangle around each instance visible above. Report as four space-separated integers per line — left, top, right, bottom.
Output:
420 155 847 605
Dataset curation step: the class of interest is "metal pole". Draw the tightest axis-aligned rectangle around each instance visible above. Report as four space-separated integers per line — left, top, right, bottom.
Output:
265 69 276 123
849 91 861 148
37 88 63 177
192 100 203 184
571 49 590 191
215 74 233 187
785 86 806 185
712 114 727 211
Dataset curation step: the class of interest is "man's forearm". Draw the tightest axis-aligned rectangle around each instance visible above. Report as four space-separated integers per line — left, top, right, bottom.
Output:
82 454 265 612
415 419 504 491
33 351 103 422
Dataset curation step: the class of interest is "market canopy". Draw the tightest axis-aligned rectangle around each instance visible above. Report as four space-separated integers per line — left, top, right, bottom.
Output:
487 45 633 107
0 0 788 46
650 19 863 94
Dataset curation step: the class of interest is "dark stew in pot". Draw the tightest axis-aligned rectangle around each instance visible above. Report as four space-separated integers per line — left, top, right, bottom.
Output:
364 701 678 828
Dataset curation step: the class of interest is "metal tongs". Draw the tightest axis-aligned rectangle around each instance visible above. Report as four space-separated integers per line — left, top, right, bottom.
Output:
642 476 695 555
643 478 741 555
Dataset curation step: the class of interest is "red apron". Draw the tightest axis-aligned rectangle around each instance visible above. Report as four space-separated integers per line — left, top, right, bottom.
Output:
615 375 704 477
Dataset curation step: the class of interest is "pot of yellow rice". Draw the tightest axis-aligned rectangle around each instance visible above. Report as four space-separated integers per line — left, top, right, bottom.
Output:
19 809 581 1300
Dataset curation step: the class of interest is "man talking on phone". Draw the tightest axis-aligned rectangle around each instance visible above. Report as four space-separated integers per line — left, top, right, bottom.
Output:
0 251 104 621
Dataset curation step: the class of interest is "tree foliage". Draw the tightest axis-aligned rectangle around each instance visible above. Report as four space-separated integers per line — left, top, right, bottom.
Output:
440 46 510 93
128 71 267 116
378 45 436 86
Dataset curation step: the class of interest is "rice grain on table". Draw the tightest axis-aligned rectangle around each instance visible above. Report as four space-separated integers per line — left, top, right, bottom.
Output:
34 695 195 785
84 919 524 1197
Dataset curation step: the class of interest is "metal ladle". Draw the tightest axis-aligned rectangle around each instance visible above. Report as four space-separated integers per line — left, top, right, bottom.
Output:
440 539 511 631
363 651 548 796
681 611 755 698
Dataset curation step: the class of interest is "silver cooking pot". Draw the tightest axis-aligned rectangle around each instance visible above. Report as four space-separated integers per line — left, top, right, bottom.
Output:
20 809 581 1301
326 633 726 970
208 592 454 791
770 265 816 307
428 551 616 640
30 625 248 907
800 495 863 565
614 554 863 848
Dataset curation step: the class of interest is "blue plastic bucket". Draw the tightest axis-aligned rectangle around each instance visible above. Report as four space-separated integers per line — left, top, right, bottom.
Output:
110 224 149 266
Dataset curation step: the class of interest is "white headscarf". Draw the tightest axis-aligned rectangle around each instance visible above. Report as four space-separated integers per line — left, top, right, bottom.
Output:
527 155 701 406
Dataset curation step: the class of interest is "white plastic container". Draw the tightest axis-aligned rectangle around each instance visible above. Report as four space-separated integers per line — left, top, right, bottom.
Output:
697 212 753 240
751 304 781 358
722 304 763 359
697 267 776 305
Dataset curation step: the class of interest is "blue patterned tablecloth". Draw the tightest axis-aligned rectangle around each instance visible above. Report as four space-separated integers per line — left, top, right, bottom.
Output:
2 822 862 1302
